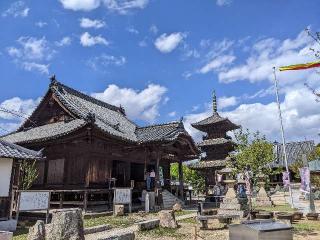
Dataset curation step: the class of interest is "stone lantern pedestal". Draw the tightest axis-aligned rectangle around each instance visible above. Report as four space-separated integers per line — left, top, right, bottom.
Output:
217 168 246 218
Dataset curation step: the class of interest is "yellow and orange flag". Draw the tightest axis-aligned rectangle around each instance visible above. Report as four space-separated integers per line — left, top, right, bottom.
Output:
279 61 320 71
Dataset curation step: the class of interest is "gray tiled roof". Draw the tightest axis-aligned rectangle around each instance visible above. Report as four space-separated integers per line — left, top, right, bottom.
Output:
136 121 188 142
2 119 87 144
51 81 138 141
270 140 315 167
0 139 42 159
197 138 232 147
2 80 196 146
190 159 228 169
191 112 239 131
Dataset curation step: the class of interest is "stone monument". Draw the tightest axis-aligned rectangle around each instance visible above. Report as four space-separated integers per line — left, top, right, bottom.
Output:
217 167 246 218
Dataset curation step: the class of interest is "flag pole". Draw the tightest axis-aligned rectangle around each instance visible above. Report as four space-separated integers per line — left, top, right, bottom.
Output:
272 67 294 207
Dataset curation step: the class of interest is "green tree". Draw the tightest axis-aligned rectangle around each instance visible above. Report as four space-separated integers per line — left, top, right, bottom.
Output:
233 128 274 183
170 163 205 193
20 160 38 190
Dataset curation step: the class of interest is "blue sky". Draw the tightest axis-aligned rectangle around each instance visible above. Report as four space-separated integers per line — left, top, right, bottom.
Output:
1 0 320 143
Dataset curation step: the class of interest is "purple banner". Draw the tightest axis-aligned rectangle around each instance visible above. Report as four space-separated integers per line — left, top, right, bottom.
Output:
299 167 310 193
282 171 290 187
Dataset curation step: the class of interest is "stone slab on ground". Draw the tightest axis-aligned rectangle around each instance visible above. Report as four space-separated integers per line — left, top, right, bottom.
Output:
136 219 160 231
85 226 137 240
97 231 135 240
84 225 111 235
0 231 13 240
0 220 17 231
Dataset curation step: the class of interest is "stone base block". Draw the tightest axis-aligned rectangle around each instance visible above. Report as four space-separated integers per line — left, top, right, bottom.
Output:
219 203 241 210
0 231 13 240
222 198 240 204
114 205 125 217
217 209 245 218
136 219 160 231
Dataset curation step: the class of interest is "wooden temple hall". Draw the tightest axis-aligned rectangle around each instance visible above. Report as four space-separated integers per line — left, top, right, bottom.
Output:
0 76 199 208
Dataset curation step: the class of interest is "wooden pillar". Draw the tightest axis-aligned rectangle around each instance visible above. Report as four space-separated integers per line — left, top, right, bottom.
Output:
178 158 184 199
155 151 161 189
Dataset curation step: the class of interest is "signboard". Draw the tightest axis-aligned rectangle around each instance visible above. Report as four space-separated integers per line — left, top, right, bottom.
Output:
114 188 131 204
19 191 50 211
113 188 132 213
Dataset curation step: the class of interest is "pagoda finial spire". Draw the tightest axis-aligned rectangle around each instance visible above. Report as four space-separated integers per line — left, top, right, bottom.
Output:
213 90 217 113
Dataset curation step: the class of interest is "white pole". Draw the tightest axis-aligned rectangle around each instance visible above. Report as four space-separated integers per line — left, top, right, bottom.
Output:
272 67 294 207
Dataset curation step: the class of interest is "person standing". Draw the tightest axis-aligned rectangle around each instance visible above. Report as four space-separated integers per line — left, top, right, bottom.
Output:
150 169 156 190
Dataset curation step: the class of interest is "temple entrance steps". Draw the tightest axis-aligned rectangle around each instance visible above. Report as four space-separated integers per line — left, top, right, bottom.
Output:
162 190 184 209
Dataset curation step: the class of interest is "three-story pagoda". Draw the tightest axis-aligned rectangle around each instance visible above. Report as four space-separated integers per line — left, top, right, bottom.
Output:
191 91 240 186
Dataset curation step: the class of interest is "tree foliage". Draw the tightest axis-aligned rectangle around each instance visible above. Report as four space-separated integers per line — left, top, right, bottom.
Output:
170 163 205 193
20 160 38 190
233 128 274 182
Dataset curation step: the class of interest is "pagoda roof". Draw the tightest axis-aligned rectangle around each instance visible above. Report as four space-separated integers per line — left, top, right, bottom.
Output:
197 138 232 147
190 159 228 169
0 139 42 160
191 112 239 131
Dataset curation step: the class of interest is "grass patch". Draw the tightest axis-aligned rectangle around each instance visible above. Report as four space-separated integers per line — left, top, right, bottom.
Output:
84 215 136 228
179 217 197 224
255 204 296 213
175 210 195 217
139 227 187 239
293 220 320 233
13 228 28 240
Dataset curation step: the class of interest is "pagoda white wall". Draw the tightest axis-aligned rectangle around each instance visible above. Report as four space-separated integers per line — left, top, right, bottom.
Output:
0 158 13 197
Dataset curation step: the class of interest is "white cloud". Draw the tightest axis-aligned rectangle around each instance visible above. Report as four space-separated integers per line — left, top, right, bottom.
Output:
150 24 158 34
59 0 101 11
0 97 40 121
218 96 238 109
154 32 186 53
168 111 176 117
2 1 30 18
80 18 106 29
59 0 149 13
0 122 20 135
199 55 235 74
87 54 126 70
22 62 49 74
35 21 47 28
126 26 139 34
218 29 316 84
7 36 54 75
8 37 53 61
216 0 232 6
92 84 167 122
184 84 320 143
103 0 149 14
55 36 72 47
138 39 147 47
80 32 109 47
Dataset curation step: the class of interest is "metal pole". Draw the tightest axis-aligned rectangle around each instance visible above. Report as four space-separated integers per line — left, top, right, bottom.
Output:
272 67 294 207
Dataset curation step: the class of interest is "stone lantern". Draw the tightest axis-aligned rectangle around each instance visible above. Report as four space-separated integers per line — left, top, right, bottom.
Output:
219 167 236 199
255 171 272 207
217 167 246 218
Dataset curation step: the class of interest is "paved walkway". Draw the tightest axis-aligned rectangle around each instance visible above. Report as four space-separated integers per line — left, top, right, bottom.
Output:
285 188 319 214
